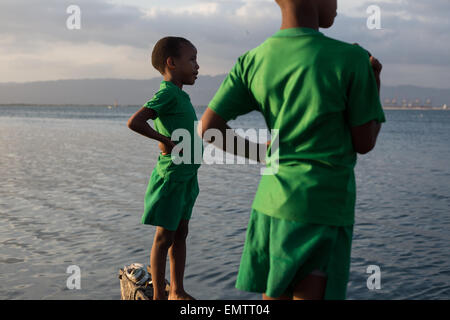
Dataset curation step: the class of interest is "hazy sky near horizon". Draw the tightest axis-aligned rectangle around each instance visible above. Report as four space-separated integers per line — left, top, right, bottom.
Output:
1 0 449 88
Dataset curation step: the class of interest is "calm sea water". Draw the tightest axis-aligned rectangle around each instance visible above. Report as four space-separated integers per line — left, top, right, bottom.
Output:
0 105 449 300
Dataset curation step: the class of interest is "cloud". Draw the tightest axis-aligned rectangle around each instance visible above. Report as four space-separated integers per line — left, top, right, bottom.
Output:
0 41 154 82
0 0 279 82
0 0 277 49
144 2 221 17
0 0 449 88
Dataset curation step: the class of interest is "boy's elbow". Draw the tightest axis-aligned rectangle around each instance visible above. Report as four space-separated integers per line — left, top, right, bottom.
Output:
197 120 205 138
198 122 217 139
355 144 375 155
127 118 133 129
351 120 381 155
127 117 137 130
197 110 217 139
354 135 379 154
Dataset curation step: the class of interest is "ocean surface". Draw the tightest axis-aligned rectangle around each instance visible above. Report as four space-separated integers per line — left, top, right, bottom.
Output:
0 105 449 300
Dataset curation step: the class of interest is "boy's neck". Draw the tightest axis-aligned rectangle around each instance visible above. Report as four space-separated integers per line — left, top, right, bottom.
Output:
163 74 183 90
279 4 319 30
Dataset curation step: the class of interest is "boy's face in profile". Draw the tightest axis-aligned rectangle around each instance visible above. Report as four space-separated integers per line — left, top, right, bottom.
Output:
171 44 199 85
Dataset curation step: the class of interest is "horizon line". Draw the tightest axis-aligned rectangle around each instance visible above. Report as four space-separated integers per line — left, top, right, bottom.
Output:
0 74 226 85
0 78 449 91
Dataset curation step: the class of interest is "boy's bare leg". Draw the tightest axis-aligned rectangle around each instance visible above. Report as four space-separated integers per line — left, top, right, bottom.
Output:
150 227 175 300
292 271 327 300
168 219 195 300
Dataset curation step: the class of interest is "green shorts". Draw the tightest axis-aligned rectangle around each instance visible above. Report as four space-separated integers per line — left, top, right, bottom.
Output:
236 209 354 299
141 154 199 231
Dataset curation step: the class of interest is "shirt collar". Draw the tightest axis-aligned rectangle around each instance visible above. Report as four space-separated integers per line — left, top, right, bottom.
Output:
161 80 179 90
272 27 323 38
161 80 190 99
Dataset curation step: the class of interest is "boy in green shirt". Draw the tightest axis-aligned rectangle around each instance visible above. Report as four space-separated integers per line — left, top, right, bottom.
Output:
199 0 385 300
127 36 201 300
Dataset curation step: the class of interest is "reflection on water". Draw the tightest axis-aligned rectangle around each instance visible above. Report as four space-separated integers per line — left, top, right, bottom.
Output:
0 106 449 299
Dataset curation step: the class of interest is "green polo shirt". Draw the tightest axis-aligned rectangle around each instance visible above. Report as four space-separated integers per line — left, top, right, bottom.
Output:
208 27 386 226
144 80 202 177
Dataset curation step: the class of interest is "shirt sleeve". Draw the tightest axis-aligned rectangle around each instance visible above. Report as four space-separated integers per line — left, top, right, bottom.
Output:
345 49 386 127
208 55 258 121
143 88 176 118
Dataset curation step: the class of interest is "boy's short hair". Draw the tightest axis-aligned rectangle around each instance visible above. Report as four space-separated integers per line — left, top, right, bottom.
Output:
151 36 193 74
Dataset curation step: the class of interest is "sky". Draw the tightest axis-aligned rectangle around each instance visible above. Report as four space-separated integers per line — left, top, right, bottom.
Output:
1 0 449 88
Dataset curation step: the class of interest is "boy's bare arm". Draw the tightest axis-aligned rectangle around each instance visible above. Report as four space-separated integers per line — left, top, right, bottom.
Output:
127 107 176 152
199 108 268 163
370 56 382 94
350 120 381 154
350 56 383 154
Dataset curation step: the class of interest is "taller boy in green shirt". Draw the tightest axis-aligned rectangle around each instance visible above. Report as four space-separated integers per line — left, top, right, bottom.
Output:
199 0 385 300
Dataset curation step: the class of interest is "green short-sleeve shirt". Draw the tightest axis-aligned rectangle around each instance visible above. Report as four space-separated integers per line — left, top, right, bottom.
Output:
144 81 202 174
208 27 386 226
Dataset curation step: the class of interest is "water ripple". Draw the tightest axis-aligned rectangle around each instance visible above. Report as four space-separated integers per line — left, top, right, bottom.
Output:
1 109 449 299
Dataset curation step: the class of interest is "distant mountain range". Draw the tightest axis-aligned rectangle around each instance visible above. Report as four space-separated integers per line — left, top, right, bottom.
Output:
0 76 449 107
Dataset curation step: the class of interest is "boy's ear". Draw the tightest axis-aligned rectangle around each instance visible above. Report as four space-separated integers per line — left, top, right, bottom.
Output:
166 56 176 70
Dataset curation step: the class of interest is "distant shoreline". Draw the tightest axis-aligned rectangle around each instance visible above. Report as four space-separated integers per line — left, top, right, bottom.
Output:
382 106 448 110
